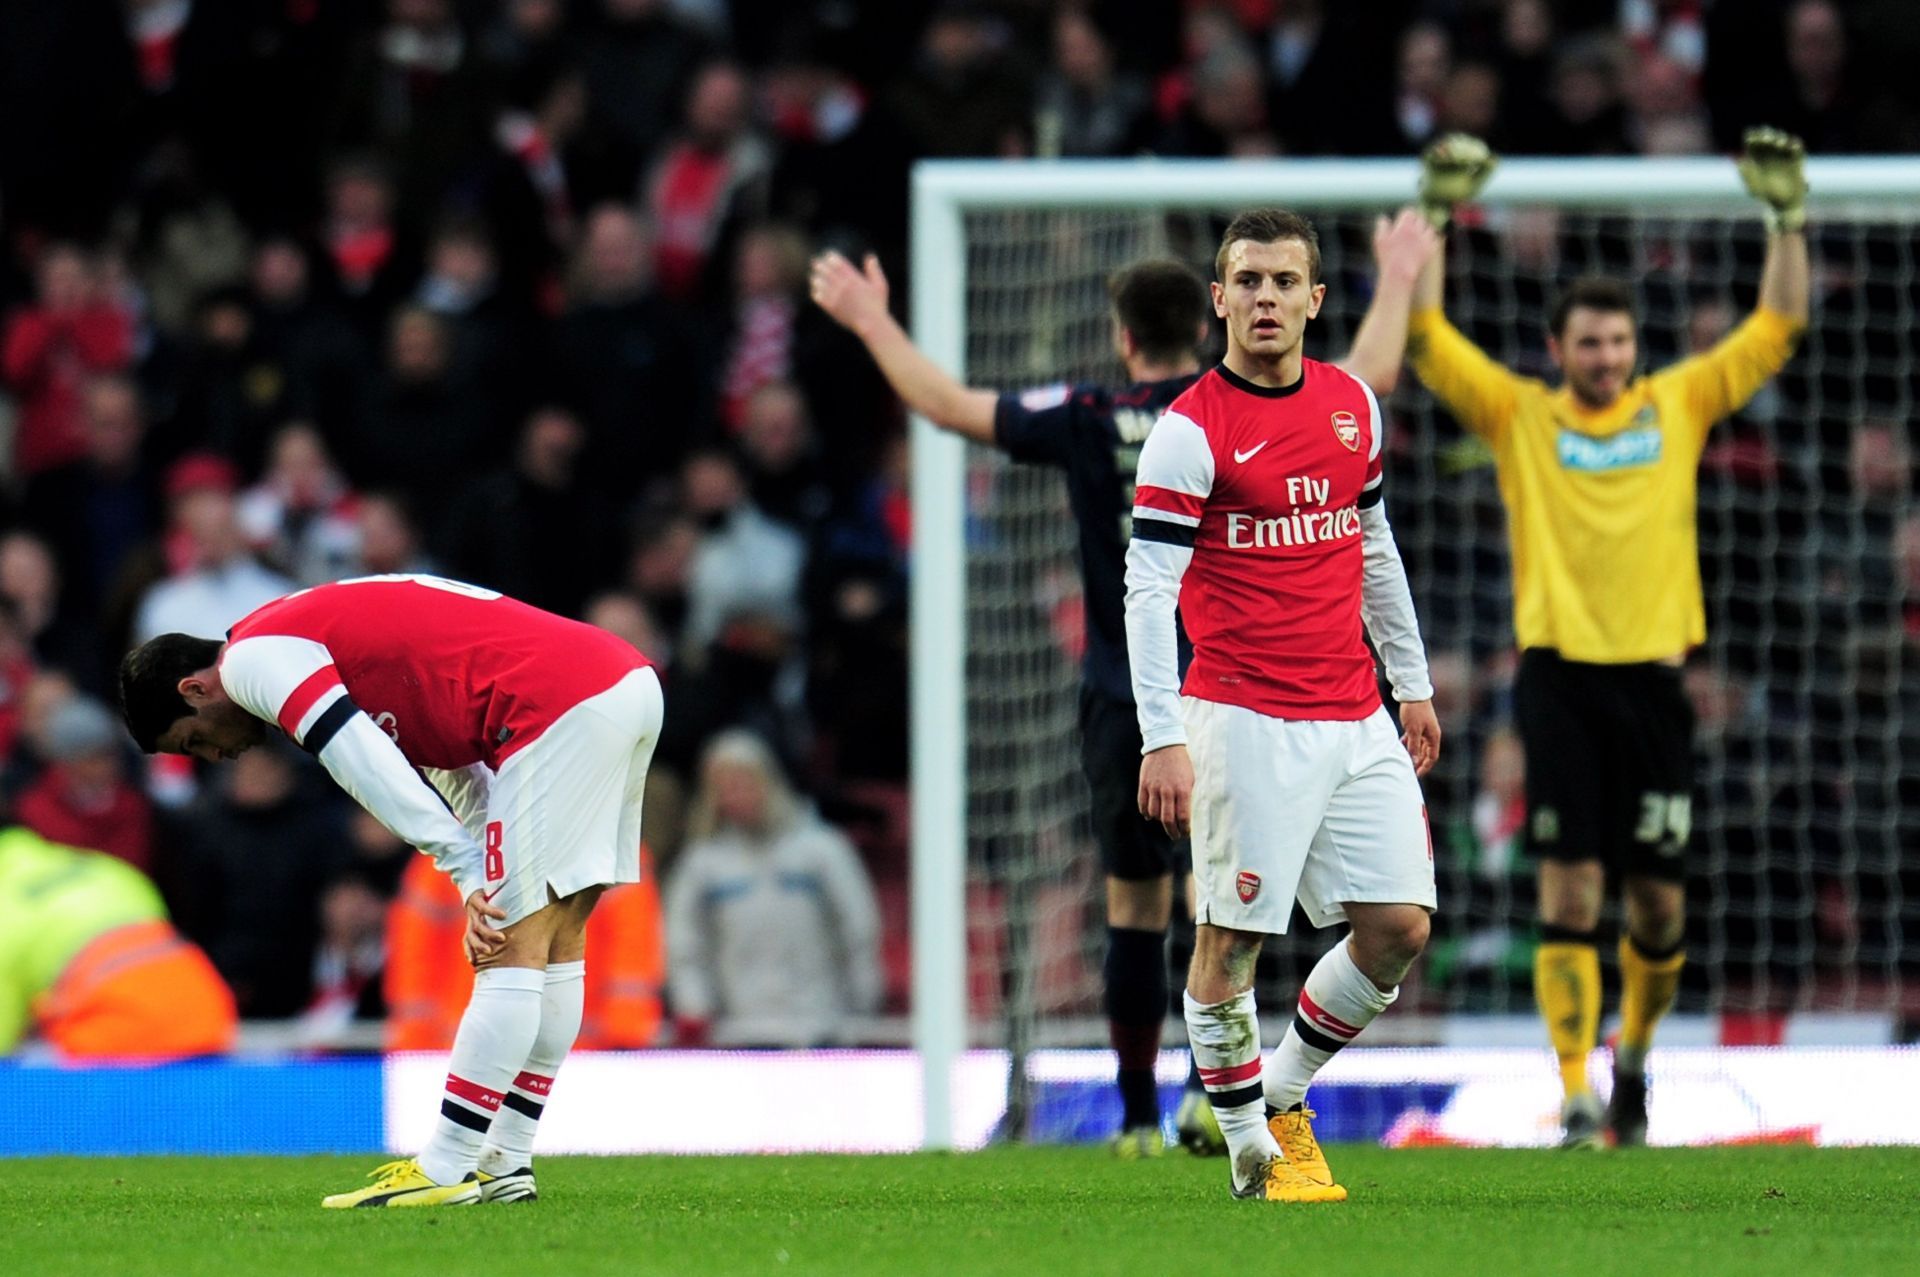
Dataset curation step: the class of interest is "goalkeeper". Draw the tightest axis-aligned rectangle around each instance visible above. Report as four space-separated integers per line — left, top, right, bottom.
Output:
811 212 1436 1157
1406 130 1810 1147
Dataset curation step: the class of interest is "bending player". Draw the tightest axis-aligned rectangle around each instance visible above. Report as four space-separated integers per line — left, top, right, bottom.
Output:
1407 130 1809 1147
810 212 1435 1156
1126 209 1441 1202
119 574 662 1206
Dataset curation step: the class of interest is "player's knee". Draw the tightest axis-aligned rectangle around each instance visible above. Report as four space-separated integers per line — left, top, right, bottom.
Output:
1375 908 1430 968
1348 906 1429 984
1537 862 1605 930
1398 908 1432 959
1106 874 1173 930
1623 879 1684 947
1187 925 1261 998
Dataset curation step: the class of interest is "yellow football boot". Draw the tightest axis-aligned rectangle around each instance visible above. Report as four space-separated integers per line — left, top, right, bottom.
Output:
1232 1155 1348 1204
1267 1104 1337 1188
321 1158 481 1209
1109 1125 1165 1159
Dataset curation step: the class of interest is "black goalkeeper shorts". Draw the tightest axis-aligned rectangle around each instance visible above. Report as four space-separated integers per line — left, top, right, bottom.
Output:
1080 685 1188 881
1513 648 1695 883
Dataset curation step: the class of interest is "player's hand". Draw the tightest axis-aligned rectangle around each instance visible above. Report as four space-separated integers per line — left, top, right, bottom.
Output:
809 250 890 334
1398 699 1442 777
1418 133 1497 229
1138 744 1195 839
1737 126 1808 233
1372 206 1442 284
463 890 509 966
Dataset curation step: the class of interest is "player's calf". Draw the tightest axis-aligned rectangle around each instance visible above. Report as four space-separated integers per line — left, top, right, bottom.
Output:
1185 927 1286 1197
476 959 589 1193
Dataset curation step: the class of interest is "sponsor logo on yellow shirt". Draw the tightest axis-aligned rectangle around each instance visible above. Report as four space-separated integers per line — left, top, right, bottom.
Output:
1556 425 1663 471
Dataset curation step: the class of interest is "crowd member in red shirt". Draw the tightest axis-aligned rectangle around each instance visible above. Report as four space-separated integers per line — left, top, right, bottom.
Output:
15 694 152 873
645 61 769 301
1 245 133 478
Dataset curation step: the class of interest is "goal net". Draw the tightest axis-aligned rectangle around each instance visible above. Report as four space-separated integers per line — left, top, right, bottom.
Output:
914 160 1919 1137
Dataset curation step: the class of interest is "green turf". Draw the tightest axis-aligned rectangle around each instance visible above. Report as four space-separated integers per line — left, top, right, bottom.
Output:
2 1147 1917 1277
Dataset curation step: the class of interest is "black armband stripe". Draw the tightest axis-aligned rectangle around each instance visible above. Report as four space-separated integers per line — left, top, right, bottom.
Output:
301 696 364 756
1132 517 1197 548
1357 482 1384 510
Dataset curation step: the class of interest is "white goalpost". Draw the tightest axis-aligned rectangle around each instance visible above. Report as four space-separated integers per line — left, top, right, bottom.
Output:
910 156 1920 1150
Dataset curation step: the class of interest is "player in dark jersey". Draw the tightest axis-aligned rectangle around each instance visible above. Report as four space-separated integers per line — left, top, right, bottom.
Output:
810 215 1434 1155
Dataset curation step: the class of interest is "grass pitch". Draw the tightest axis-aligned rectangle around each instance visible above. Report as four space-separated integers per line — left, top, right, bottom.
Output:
2 1146 1916 1277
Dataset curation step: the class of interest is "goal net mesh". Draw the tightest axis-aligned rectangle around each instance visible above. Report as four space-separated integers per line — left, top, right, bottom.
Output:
955 198 1918 1071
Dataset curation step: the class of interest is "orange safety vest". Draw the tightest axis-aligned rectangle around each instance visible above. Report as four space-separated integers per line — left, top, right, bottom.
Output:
384 850 665 1051
35 920 237 1059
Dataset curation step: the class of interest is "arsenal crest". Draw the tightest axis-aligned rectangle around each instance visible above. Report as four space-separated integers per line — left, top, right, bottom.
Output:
1331 410 1359 451
1236 870 1262 903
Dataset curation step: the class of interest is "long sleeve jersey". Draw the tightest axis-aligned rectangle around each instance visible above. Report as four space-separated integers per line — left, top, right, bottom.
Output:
1406 305 1801 662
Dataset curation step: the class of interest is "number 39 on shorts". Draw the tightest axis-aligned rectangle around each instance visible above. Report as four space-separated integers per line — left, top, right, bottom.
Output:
484 821 505 882
1633 793 1691 854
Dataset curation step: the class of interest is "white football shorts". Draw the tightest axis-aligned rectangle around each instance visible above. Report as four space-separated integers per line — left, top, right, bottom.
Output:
426 666 663 926
1183 696 1436 935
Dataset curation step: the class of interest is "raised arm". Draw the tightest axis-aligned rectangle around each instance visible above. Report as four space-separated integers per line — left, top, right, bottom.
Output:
1739 127 1811 326
810 250 999 444
1337 208 1441 397
1411 132 1496 315
1666 129 1811 435
1413 215 1445 315
1403 134 1524 441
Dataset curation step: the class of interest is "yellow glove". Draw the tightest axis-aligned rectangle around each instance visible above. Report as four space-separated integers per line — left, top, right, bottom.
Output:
1418 133 1498 230
1737 126 1809 233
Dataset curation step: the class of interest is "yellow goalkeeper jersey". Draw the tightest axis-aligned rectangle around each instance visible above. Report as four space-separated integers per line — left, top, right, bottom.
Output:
1407 304 1801 664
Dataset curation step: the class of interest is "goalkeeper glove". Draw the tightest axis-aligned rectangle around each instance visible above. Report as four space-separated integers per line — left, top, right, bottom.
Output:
1418 133 1498 231
1737 126 1809 233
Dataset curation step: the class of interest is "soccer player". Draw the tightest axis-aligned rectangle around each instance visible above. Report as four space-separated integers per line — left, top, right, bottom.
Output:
118 574 662 1206
810 214 1435 1157
1407 130 1810 1147
1127 208 1441 1203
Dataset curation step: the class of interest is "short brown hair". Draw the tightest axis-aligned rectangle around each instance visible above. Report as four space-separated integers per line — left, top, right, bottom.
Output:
1215 208 1321 285
1550 276 1636 337
1107 259 1210 363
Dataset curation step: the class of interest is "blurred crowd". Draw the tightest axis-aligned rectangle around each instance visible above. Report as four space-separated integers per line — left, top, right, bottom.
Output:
0 0 1916 1050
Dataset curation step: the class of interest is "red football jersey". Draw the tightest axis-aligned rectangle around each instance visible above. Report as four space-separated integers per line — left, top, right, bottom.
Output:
220 575 650 771
1132 360 1384 719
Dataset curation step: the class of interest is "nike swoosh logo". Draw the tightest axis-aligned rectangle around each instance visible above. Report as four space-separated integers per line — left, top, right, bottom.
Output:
1234 441 1269 463
481 886 504 903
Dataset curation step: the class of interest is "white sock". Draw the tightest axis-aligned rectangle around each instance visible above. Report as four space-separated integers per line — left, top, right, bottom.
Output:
1185 988 1281 1188
1263 939 1397 1112
478 961 586 1175
416 966 545 1185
